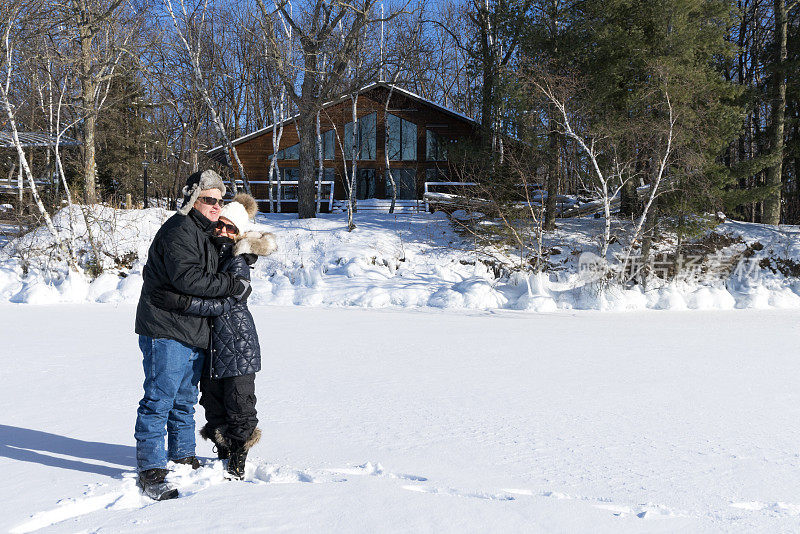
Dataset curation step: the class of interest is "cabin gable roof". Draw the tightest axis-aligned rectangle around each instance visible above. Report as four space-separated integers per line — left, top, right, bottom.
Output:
206 81 477 159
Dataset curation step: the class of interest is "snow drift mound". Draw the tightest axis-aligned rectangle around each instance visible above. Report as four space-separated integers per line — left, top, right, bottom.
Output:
1 208 798 311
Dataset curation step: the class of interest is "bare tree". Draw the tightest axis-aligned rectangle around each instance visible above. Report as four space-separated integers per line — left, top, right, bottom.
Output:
383 80 398 213
0 1 79 270
327 94 358 230
533 77 629 259
163 0 251 194
65 0 137 203
618 86 675 280
268 87 288 212
430 0 531 147
52 73 83 260
256 0 405 218
139 17 208 203
252 4 294 212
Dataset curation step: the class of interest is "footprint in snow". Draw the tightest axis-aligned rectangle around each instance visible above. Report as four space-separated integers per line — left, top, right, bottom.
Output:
403 485 514 501
731 501 800 515
504 488 571 499
10 458 337 533
592 503 678 519
9 476 150 534
324 461 427 481
503 488 680 519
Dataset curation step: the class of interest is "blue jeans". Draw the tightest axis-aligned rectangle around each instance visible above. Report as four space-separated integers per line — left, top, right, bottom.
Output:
135 336 205 471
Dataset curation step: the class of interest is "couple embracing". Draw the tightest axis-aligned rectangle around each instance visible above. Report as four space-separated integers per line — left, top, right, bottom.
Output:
133 170 276 500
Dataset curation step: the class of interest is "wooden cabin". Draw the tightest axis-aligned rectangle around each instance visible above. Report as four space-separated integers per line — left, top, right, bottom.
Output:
207 82 479 213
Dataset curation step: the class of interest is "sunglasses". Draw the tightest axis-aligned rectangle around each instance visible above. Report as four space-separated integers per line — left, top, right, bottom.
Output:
198 196 224 207
215 221 239 235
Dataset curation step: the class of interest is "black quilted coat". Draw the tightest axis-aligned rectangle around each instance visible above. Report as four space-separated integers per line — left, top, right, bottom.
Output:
136 208 237 349
182 239 261 379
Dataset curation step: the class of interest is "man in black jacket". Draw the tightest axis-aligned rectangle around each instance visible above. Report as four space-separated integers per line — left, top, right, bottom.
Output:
133 170 250 500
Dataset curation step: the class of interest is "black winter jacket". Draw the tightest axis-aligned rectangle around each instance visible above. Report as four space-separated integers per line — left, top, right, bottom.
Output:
181 235 272 378
135 209 238 349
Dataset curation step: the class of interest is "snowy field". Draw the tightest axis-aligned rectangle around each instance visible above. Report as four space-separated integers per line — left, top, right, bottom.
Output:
3 304 800 533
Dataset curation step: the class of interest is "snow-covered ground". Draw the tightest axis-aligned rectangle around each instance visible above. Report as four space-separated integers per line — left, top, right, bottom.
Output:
3 304 800 533
1 208 799 312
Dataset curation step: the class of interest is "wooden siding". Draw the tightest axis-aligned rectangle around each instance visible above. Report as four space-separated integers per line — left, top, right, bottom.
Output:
225 85 478 212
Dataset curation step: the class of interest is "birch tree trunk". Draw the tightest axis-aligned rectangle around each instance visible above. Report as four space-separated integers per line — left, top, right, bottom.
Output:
267 86 287 213
331 111 356 230
541 87 615 258
0 77 77 270
316 110 323 213
619 91 675 279
349 93 358 226
53 76 82 266
17 155 23 206
384 83 398 213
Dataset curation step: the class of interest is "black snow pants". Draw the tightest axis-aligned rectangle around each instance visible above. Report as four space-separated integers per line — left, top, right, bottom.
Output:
199 373 258 443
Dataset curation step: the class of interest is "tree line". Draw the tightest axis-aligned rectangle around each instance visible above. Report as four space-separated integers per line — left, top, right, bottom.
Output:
1 0 798 230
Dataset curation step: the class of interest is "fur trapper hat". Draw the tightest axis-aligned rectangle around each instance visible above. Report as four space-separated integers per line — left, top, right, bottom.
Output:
219 193 258 233
234 231 277 257
178 169 226 215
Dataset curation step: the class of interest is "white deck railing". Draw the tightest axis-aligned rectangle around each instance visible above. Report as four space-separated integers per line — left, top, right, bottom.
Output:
331 198 422 213
224 180 335 212
423 181 478 212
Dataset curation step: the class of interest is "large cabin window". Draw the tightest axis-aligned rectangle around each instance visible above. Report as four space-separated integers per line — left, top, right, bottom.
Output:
426 130 447 161
272 133 333 161
356 169 378 199
320 130 335 160
386 114 417 161
271 143 299 160
426 167 448 181
343 112 377 160
385 168 417 199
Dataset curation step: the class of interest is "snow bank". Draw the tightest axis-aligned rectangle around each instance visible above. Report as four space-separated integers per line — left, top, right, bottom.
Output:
0 205 165 304
1 207 799 312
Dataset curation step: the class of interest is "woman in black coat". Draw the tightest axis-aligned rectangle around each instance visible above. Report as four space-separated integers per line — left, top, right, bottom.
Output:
151 194 276 479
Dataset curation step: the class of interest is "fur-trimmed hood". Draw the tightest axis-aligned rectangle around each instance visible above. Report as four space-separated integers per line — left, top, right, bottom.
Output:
233 231 277 257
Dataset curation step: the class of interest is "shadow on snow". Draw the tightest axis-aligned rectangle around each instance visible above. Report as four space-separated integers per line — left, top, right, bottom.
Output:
0 424 134 478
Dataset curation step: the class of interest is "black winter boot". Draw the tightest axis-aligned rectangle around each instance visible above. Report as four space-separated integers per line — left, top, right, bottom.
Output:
213 429 230 460
225 428 261 480
226 439 248 479
199 424 230 460
137 468 178 501
172 456 202 469
214 443 230 461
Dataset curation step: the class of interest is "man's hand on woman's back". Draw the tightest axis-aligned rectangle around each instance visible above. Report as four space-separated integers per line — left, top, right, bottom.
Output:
151 288 190 312
232 278 252 301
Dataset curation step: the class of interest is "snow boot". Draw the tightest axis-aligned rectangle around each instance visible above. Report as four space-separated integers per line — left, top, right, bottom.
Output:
200 424 229 460
226 440 248 480
225 428 261 480
137 468 178 501
172 456 201 469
